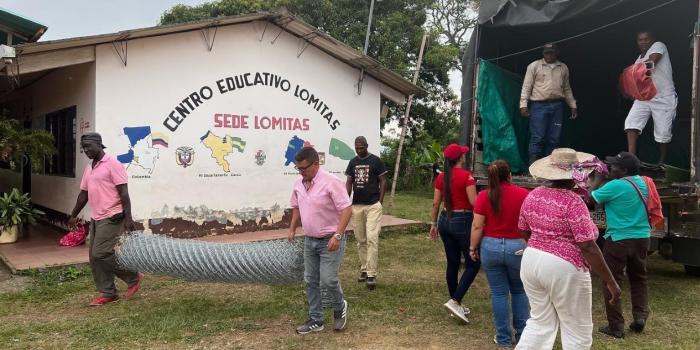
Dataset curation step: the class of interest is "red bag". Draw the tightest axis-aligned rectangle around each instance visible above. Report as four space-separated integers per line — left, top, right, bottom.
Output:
619 62 657 101
59 223 88 247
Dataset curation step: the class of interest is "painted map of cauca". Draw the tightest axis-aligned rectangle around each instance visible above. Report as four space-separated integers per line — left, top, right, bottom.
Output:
117 126 160 174
200 130 246 172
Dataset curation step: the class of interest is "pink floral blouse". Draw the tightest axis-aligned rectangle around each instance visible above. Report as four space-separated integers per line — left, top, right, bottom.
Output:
518 187 599 270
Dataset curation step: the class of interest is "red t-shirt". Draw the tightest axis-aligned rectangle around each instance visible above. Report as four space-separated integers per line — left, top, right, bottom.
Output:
474 183 529 239
435 168 477 210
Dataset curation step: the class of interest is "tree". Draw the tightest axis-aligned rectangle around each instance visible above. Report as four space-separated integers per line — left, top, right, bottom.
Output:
427 0 479 73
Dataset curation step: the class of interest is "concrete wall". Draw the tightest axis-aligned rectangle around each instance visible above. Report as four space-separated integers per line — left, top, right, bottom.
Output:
30 63 96 216
92 21 382 236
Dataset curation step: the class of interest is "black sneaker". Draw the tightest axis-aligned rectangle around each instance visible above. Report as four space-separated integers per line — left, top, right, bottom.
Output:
358 272 367 282
598 325 624 339
629 319 646 333
296 319 324 334
366 276 376 290
333 300 348 331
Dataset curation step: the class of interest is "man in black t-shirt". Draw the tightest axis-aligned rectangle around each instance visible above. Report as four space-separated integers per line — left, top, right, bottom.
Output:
345 136 387 290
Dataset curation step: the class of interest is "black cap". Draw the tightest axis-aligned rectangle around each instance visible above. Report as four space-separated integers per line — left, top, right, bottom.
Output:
81 132 106 149
542 43 558 53
605 151 640 171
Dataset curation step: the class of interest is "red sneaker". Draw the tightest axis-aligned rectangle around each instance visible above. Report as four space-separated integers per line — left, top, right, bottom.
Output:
126 273 145 299
89 295 119 306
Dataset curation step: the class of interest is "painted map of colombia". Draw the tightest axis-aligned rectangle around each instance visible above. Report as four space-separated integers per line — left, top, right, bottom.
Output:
117 126 159 174
200 131 246 172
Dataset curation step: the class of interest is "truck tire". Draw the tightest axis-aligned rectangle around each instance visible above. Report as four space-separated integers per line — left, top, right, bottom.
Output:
659 240 673 259
684 265 700 277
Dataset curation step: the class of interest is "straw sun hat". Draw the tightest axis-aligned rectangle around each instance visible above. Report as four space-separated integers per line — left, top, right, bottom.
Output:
529 148 596 180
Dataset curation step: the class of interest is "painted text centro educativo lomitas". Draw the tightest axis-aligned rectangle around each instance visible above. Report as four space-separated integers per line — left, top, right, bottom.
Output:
163 72 342 132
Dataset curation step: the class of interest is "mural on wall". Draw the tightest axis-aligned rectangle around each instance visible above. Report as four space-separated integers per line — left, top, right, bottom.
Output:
116 126 164 176
96 24 380 236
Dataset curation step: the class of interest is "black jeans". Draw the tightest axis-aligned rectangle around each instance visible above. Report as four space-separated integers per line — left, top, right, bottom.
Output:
438 211 481 303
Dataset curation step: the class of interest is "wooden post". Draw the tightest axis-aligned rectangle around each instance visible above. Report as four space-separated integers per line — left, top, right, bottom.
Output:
692 0 700 182
389 33 428 207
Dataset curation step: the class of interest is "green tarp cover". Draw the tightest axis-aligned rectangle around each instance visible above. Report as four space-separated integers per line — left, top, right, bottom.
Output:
476 60 529 173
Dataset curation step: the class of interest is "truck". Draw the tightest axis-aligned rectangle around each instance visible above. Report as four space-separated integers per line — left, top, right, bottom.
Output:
460 0 700 275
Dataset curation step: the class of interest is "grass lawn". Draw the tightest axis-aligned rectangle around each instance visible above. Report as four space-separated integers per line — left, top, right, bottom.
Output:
0 191 699 349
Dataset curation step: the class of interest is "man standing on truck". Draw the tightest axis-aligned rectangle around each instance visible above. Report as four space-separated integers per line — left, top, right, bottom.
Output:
624 30 677 165
590 152 655 338
520 43 578 165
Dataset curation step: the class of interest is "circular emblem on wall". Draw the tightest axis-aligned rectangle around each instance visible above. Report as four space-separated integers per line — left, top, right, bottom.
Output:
255 150 266 166
176 146 195 168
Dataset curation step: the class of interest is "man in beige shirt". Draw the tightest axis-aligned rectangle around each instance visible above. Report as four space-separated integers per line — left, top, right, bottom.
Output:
520 43 578 165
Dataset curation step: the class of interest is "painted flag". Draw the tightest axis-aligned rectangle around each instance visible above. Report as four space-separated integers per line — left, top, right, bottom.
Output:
230 136 246 152
151 132 170 148
329 138 355 160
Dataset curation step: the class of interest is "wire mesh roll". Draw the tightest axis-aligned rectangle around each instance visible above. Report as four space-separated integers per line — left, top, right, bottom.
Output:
115 232 304 284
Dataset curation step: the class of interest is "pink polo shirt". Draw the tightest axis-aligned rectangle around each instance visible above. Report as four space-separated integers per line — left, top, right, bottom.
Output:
290 169 352 238
79 154 128 220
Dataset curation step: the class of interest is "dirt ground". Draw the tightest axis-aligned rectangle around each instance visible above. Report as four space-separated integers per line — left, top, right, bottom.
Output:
0 262 32 294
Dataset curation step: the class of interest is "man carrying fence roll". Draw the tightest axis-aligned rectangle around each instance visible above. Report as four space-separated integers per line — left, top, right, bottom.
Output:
288 146 353 334
68 132 144 306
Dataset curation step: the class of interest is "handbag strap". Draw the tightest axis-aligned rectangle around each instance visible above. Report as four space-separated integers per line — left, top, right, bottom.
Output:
622 177 652 227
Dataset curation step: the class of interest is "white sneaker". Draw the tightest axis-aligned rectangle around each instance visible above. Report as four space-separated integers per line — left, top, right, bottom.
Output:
443 299 469 323
462 305 471 316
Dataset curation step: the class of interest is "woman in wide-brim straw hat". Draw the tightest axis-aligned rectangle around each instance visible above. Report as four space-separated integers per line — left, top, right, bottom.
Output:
515 148 621 350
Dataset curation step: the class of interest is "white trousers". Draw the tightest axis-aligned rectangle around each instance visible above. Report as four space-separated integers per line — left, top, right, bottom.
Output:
624 93 678 143
516 248 593 350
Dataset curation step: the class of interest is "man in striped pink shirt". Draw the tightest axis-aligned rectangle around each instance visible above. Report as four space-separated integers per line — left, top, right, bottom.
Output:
288 147 352 335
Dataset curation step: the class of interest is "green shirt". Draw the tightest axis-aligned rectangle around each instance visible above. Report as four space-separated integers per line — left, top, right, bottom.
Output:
591 176 650 241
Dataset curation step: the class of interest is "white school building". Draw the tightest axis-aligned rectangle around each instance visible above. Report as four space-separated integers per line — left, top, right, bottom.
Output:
0 10 418 237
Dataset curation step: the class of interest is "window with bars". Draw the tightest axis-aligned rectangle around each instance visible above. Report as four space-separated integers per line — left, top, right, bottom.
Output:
44 106 76 177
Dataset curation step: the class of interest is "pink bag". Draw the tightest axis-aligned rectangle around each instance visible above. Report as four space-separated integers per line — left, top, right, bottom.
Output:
619 62 657 101
59 223 88 247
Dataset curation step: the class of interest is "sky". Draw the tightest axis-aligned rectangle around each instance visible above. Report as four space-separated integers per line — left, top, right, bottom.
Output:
0 0 462 94
0 0 209 41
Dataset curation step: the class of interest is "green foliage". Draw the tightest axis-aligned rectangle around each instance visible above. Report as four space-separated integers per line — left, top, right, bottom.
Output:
0 189 44 230
382 134 447 191
0 115 55 172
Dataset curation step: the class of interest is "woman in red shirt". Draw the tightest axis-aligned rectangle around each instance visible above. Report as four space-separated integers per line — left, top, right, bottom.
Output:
469 160 529 347
429 144 480 323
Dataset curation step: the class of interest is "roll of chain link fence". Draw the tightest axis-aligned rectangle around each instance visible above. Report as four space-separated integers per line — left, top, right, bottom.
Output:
115 232 305 285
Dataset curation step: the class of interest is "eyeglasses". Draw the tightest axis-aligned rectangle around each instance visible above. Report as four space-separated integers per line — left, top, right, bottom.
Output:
294 162 316 172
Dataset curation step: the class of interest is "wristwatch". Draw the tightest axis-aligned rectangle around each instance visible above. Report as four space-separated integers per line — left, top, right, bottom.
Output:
333 233 343 241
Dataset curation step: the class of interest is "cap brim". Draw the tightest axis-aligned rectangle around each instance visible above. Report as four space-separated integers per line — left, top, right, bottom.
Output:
604 156 620 164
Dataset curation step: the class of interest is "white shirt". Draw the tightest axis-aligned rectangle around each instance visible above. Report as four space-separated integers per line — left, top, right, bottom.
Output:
636 41 675 97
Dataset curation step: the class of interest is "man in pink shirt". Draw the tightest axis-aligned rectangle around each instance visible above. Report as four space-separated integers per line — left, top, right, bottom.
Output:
68 132 143 306
288 147 353 334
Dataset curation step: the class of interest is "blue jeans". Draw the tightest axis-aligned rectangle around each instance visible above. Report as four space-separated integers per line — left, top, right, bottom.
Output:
304 235 347 322
529 100 565 159
438 211 481 302
480 237 529 347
